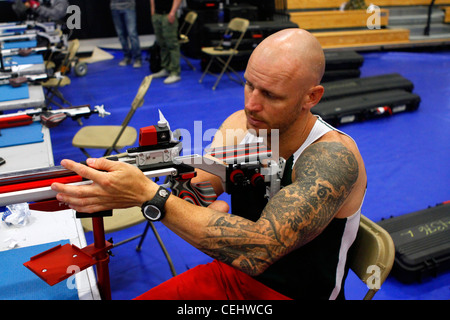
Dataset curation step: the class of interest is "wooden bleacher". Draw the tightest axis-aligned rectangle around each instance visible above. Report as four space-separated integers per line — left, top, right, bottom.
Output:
314 29 410 48
289 9 390 30
444 7 450 22
287 0 450 10
285 0 450 50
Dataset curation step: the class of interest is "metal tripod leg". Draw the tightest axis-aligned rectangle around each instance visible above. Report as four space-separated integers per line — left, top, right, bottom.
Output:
136 221 177 277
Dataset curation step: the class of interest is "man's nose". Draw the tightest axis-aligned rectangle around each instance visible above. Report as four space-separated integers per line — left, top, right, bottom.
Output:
245 90 263 112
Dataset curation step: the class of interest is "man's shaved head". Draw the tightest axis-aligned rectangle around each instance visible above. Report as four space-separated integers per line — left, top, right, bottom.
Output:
249 28 325 86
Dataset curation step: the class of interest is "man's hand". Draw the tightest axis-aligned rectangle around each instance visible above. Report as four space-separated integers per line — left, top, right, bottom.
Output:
51 158 156 213
167 12 176 24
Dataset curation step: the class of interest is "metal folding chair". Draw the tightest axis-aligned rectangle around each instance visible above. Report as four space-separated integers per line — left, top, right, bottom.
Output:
179 11 198 70
72 75 152 158
347 214 395 300
199 18 249 90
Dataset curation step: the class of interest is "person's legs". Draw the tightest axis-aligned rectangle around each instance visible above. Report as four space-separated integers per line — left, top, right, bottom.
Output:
123 9 142 66
111 9 131 65
134 260 292 300
152 14 169 72
160 15 180 77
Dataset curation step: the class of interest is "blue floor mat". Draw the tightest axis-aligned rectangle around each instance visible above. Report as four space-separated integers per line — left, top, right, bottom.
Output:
47 48 449 300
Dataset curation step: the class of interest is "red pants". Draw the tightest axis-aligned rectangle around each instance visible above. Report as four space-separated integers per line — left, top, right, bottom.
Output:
134 260 291 300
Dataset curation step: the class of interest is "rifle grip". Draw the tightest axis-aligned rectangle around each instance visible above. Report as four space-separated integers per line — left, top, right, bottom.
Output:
171 177 217 207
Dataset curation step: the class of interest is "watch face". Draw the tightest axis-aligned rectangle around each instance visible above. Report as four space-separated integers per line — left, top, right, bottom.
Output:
143 205 162 221
141 187 170 221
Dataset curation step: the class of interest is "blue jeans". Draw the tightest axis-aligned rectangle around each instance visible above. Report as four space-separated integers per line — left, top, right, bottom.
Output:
111 9 142 61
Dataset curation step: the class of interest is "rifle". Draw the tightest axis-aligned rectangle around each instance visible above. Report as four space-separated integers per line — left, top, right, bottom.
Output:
0 104 110 129
0 111 285 299
0 110 285 208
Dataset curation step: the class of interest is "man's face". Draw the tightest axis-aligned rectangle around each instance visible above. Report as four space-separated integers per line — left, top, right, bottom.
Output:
243 53 307 137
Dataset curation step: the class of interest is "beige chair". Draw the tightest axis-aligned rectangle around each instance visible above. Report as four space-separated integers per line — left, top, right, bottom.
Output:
42 39 80 108
81 207 177 276
179 11 198 70
347 214 395 300
199 17 249 90
72 75 152 158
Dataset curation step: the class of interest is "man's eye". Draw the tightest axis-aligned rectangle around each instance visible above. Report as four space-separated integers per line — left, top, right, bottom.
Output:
263 91 276 99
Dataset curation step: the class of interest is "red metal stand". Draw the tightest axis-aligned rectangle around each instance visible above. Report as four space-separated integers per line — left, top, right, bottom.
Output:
91 217 112 300
24 203 114 300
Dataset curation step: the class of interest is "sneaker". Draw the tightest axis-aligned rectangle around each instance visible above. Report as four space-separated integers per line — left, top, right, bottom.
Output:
164 74 181 84
118 58 131 66
133 60 142 68
152 69 169 78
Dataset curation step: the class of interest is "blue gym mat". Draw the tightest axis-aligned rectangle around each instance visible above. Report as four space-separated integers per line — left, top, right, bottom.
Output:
2 40 37 49
3 54 44 66
0 83 29 102
0 121 43 148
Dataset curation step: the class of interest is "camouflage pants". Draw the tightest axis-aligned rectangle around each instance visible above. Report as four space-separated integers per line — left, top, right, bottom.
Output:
152 13 181 76
344 0 367 10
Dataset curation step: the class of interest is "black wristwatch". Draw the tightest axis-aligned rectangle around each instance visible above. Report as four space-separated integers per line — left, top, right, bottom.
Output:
141 186 171 221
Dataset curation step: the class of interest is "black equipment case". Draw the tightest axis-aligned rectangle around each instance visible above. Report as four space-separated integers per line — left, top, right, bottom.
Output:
324 51 364 70
322 51 364 82
313 89 420 126
377 201 450 283
313 73 420 126
186 0 220 10
321 73 414 102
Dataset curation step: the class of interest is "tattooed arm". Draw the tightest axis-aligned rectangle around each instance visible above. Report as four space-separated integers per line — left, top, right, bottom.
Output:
52 140 359 276
193 141 359 275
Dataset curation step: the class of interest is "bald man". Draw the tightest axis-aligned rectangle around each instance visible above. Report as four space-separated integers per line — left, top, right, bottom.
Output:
51 29 367 300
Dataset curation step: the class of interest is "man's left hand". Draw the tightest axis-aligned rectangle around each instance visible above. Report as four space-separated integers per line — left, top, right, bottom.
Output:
51 158 156 213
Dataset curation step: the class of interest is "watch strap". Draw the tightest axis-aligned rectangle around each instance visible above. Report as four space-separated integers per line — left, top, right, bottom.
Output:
141 186 171 221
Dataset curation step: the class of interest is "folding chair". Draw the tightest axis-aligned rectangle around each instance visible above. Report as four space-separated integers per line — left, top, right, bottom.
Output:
347 214 395 300
179 11 198 71
81 206 177 276
72 75 152 158
42 39 80 108
199 17 249 90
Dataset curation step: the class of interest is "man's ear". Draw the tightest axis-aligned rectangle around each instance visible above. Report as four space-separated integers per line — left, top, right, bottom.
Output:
304 85 324 110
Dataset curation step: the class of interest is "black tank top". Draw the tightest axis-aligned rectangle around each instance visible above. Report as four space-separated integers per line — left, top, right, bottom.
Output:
237 117 362 299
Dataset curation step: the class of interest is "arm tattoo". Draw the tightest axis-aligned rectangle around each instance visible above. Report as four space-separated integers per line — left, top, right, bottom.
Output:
199 141 359 275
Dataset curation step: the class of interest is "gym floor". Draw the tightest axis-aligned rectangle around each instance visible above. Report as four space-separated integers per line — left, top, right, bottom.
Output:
43 45 449 300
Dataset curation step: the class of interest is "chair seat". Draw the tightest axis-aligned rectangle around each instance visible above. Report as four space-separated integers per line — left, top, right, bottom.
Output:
45 60 56 69
42 76 71 87
72 125 137 149
201 46 238 56
81 207 145 233
179 34 189 44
